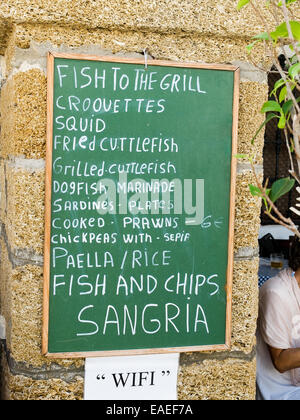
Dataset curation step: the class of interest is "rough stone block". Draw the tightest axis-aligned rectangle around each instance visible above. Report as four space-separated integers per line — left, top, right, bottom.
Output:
0 1 266 39
0 159 6 222
2 357 83 400
237 81 269 164
234 172 262 252
9 263 44 365
178 357 256 400
3 22 268 75
0 237 11 323
231 258 259 353
0 0 299 43
5 164 45 255
3 255 84 369
0 69 47 159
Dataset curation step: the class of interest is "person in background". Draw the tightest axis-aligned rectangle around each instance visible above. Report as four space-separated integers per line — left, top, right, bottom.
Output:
256 235 300 400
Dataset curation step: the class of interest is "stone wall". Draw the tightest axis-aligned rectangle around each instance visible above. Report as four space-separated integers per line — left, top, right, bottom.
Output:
0 0 273 400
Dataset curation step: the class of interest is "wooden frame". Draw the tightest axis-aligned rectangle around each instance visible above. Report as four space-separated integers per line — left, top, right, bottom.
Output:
42 52 239 358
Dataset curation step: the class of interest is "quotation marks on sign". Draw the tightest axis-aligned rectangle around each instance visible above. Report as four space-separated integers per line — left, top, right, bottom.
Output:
161 370 170 376
95 370 172 388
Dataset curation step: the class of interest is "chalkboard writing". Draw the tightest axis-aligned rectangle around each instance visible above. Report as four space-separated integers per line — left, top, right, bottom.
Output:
42 52 239 357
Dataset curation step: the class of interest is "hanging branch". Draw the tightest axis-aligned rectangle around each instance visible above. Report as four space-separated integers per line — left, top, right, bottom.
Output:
237 0 300 235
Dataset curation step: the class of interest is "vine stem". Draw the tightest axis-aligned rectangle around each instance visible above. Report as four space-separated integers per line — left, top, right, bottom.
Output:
250 160 300 238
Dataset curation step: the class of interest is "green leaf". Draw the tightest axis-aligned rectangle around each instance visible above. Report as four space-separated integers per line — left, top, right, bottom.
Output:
282 99 293 115
282 96 300 115
271 22 288 41
278 0 298 5
253 32 272 41
271 21 300 42
246 41 258 53
290 53 299 63
261 100 282 113
279 85 287 103
278 113 286 129
269 177 295 203
249 184 263 197
234 154 250 160
288 62 300 79
289 23 299 39
272 78 286 96
237 0 250 10
249 185 271 212
251 113 278 144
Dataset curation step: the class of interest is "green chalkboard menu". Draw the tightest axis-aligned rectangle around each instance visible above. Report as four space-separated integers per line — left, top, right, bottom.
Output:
42 52 239 357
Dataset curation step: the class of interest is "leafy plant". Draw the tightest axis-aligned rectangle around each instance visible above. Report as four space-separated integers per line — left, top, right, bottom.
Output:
237 0 300 237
